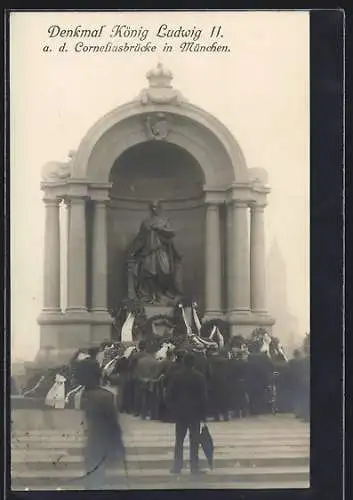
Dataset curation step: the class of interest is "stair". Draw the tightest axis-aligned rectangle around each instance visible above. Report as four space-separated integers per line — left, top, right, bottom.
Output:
11 414 310 490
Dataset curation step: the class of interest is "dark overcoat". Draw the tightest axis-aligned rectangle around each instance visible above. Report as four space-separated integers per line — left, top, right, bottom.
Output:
207 354 231 413
81 386 125 472
165 366 207 422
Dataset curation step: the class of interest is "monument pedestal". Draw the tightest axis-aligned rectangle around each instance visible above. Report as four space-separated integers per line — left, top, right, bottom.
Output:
144 305 175 319
228 310 275 338
36 309 114 368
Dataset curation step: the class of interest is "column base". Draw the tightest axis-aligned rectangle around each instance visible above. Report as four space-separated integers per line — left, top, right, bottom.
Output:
203 310 225 321
36 309 91 368
251 308 269 314
64 308 90 320
90 309 114 324
36 309 116 368
37 310 64 325
227 310 275 338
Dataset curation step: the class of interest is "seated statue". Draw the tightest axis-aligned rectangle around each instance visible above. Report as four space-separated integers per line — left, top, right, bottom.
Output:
128 200 183 305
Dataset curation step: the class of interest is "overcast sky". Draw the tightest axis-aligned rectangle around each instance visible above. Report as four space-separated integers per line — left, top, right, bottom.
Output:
10 11 309 361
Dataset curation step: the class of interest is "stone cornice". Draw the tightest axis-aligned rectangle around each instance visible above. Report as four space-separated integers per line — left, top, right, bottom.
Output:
109 195 204 212
251 183 271 195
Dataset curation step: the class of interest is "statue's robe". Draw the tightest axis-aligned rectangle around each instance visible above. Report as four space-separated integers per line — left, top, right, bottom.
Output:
129 214 182 300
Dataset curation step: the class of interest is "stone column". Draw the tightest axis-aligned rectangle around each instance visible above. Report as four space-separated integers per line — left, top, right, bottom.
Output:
230 201 250 312
250 203 267 312
205 202 222 315
226 205 233 310
43 197 61 312
66 196 87 313
91 199 108 312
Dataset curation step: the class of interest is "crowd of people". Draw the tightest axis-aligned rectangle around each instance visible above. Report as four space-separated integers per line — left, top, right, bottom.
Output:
14 330 310 488
101 335 309 423
19 329 310 424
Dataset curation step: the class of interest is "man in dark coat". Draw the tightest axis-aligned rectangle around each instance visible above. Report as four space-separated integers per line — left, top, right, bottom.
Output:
166 352 208 475
129 340 149 415
206 349 231 421
77 358 125 490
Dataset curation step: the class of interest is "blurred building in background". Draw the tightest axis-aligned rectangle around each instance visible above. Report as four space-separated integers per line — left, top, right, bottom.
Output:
267 238 301 356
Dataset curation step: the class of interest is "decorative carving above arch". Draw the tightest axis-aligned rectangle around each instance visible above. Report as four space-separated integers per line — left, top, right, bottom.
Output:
144 112 171 141
138 62 187 106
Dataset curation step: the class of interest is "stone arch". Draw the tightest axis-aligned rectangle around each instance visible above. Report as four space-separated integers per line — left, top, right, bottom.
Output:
71 101 249 187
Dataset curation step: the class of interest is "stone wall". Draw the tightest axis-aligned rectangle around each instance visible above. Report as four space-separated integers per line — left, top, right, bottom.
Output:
11 406 84 431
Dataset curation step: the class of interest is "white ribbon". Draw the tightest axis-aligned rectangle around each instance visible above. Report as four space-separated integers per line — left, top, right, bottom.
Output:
45 374 66 409
192 302 202 335
179 304 192 336
216 328 224 349
121 312 135 343
123 345 137 359
208 325 224 349
65 385 83 405
278 344 288 362
155 342 175 361
209 325 217 340
96 351 105 367
76 353 90 362
102 355 120 376
23 375 45 397
65 385 84 408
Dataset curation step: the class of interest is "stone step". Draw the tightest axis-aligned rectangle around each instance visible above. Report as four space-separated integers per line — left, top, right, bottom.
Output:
11 423 309 432
11 465 310 489
14 480 311 491
11 425 309 434
12 434 309 442
12 447 309 460
12 446 309 455
11 433 309 442
12 454 309 470
12 433 309 442
11 423 309 431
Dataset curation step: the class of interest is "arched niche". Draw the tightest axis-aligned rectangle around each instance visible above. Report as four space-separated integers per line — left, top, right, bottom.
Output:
106 140 211 311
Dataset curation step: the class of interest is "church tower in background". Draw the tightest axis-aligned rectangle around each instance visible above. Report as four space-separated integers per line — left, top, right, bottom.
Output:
267 238 300 356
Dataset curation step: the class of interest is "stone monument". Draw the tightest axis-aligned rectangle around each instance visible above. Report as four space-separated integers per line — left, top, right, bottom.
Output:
127 199 183 319
36 62 275 366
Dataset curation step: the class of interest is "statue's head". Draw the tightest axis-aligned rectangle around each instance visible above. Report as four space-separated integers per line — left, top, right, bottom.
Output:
149 199 162 215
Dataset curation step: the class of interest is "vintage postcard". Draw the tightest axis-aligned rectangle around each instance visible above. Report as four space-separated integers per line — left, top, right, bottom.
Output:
10 10 310 491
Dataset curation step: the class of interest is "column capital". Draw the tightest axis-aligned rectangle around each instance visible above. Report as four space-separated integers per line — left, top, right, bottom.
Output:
250 201 268 211
206 202 221 212
93 199 109 207
90 193 110 203
229 200 249 209
43 197 61 207
204 190 226 206
64 195 88 206
89 183 112 203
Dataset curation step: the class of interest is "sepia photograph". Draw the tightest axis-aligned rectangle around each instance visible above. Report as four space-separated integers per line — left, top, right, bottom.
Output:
10 10 310 491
